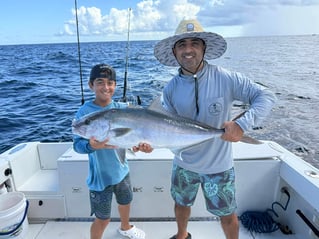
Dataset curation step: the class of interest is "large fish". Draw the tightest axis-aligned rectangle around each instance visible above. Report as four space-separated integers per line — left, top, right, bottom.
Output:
72 107 261 152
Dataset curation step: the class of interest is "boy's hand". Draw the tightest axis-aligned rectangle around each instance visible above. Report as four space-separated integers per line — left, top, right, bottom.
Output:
132 143 153 153
89 137 118 150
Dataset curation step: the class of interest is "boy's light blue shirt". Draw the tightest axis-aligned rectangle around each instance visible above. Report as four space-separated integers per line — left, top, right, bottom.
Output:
162 61 276 174
73 100 129 191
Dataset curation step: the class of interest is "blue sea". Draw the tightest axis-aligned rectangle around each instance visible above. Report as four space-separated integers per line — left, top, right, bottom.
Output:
0 35 318 168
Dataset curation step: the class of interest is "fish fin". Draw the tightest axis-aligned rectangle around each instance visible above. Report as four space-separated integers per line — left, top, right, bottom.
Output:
110 128 132 137
126 148 136 156
148 95 162 111
240 135 263 144
171 139 214 160
128 104 143 109
115 148 126 165
232 112 263 144
172 135 262 160
148 95 177 118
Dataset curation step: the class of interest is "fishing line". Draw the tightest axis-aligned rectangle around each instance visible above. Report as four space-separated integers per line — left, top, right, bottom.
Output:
181 60 203 115
122 8 131 102
75 0 85 105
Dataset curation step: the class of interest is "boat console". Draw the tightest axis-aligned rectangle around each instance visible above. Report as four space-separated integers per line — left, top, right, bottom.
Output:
1 141 319 238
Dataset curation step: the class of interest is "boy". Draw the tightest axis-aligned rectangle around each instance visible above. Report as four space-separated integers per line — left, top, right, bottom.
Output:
73 64 152 239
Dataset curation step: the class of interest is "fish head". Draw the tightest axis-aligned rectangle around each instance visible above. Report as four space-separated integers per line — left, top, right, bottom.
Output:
72 110 111 142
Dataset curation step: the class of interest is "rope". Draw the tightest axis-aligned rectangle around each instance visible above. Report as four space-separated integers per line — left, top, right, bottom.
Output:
240 211 279 234
240 188 290 237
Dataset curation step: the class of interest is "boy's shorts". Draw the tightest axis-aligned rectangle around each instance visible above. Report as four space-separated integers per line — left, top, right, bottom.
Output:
89 173 132 220
171 165 237 217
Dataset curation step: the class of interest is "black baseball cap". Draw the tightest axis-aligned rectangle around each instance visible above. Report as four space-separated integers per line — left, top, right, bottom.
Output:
89 64 116 82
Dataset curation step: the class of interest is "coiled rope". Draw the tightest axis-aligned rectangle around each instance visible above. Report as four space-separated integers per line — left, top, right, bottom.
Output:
239 188 290 238
240 211 279 233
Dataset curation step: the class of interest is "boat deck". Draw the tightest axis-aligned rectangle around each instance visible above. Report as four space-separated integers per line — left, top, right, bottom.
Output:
26 220 297 239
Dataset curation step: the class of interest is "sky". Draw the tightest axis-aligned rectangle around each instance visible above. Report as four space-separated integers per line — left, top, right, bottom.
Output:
1 0 319 45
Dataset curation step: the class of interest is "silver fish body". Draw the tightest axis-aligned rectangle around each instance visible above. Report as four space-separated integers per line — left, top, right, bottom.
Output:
72 107 225 150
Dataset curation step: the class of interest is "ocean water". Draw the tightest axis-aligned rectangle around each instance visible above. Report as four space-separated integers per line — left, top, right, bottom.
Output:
0 35 318 168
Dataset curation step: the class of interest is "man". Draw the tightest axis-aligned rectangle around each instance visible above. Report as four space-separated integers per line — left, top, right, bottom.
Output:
154 19 276 239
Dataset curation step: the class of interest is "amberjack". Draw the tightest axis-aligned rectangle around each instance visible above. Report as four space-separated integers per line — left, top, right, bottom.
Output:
72 107 261 151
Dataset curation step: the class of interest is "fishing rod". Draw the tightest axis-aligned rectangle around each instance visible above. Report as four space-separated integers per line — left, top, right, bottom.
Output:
121 7 131 103
121 8 142 105
74 5 140 105
74 0 85 105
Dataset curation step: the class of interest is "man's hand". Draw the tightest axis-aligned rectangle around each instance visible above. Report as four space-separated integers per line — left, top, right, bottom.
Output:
221 121 244 142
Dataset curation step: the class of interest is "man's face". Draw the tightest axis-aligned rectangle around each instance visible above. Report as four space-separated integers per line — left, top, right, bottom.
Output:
173 37 205 74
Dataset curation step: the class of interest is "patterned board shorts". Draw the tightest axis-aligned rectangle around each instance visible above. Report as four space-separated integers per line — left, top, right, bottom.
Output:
171 165 237 217
89 174 132 220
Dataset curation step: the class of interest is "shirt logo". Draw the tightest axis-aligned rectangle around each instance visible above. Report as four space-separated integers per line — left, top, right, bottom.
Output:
208 102 222 115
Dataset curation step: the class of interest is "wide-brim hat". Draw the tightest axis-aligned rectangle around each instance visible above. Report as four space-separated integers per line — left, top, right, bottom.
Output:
154 19 227 67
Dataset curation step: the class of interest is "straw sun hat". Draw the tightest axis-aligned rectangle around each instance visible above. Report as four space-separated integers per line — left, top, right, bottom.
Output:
154 19 227 67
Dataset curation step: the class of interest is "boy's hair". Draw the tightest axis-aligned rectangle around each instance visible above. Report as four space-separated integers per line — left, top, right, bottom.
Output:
89 64 116 84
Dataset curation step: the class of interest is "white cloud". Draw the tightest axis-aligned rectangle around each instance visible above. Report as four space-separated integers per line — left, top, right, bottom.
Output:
131 0 201 32
61 0 319 40
133 0 161 31
108 8 131 33
63 6 128 36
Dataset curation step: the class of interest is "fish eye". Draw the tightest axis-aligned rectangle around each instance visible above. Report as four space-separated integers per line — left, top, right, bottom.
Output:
84 119 91 125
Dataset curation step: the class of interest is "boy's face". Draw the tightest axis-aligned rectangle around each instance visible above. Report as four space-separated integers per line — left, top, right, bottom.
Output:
89 78 116 106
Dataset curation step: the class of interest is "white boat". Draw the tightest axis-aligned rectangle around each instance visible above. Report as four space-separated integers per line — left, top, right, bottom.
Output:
0 140 319 239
